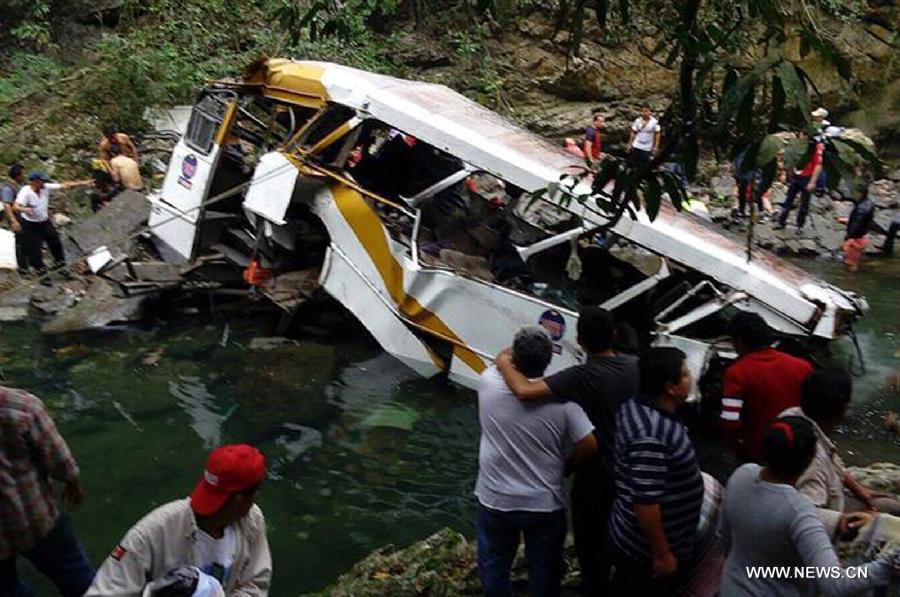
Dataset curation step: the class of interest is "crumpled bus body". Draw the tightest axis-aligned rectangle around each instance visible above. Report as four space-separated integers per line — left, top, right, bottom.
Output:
147 59 867 398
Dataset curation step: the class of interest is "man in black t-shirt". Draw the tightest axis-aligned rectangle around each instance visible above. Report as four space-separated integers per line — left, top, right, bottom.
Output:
496 307 639 595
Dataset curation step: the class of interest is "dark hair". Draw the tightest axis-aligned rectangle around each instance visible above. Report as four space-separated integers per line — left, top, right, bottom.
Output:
592 113 604 121
763 416 817 478
512 326 553 378
8 164 23 179
103 125 118 138
577 306 616 353
800 367 851 424
640 346 686 398
108 143 122 158
728 311 772 350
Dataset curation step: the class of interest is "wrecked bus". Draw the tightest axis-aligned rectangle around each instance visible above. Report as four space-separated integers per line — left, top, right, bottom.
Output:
146 58 867 398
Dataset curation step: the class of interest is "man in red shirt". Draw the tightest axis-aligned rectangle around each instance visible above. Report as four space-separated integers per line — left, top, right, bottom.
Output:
719 312 813 462
776 133 824 230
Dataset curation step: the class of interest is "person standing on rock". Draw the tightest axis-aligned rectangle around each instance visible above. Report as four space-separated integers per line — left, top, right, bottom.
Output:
608 347 703 596
478 327 597 597
13 171 90 283
775 131 824 231
86 444 271 596
496 307 639 595
627 105 661 167
0 385 95 596
719 312 812 463
583 113 605 163
841 181 874 272
1 163 27 275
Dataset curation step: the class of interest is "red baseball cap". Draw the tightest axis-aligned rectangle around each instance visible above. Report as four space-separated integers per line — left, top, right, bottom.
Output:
190 444 266 516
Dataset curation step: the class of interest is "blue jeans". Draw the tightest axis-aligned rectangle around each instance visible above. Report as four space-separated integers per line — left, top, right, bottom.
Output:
476 503 567 597
778 174 812 228
0 514 95 597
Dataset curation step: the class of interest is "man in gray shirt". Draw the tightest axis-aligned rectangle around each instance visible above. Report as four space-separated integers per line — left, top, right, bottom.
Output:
475 327 597 597
1 164 26 274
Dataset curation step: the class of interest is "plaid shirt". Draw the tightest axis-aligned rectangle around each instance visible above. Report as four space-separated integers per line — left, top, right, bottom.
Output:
0 386 79 559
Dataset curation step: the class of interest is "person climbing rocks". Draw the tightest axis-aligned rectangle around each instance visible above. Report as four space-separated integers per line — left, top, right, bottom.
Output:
775 131 824 231
98 125 139 172
107 143 144 192
841 181 874 272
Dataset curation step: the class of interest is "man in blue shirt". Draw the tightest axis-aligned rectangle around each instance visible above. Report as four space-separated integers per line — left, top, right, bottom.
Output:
1 164 26 275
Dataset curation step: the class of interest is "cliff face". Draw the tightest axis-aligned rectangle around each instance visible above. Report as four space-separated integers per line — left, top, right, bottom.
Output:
389 4 899 160
0 1 896 182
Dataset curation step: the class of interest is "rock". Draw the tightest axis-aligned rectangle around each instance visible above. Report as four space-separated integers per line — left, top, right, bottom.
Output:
888 169 900 183
41 278 145 334
709 175 734 200
767 183 787 210
248 337 300 351
30 280 84 315
53 213 71 227
798 239 820 255
324 527 580 596
846 463 900 494
873 210 897 235
869 179 898 209
64 189 148 260
539 63 622 102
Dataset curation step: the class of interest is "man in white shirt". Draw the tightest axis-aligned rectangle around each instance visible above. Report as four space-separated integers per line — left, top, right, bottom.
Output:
627 105 661 167
14 171 90 279
476 327 597 596
86 444 272 596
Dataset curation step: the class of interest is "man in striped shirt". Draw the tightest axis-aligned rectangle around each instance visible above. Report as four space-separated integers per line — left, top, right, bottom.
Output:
609 347 703 596
0 386 94 596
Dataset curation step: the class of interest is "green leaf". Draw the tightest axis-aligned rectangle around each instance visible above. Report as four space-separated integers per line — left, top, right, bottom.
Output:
661 172 686 212
831 137 878 165
644 175 662 221
778 62 811 124
757 133 785 167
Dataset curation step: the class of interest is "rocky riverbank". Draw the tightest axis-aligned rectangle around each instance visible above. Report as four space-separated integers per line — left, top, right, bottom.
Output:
693 168 899 258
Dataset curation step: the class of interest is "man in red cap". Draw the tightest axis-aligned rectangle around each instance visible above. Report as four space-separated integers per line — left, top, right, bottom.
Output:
86 444 271 596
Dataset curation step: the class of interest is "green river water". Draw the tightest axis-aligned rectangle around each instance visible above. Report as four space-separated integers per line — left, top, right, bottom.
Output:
4 257 898 595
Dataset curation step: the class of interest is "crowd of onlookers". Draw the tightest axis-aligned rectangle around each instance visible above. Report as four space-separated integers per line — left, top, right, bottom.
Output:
476 307 900 596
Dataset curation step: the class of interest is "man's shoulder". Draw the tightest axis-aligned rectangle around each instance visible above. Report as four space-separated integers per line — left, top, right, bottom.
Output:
0 386 44 414
132 498 193 533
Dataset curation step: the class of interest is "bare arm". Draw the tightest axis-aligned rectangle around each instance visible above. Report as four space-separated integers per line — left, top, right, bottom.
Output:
805 164 822 190
59 179 93 189
3 204 20 231
572 432 598 468
653 130 661 153
495 348 554 402
627 129 636 148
